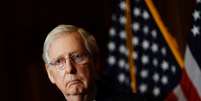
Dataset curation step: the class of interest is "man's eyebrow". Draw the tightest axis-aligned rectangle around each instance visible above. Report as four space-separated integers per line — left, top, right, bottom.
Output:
70 50 87 54
51 55 63 62
52 50 88 60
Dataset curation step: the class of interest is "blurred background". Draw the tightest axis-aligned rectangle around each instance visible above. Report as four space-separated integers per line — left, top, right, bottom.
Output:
4 0 197 100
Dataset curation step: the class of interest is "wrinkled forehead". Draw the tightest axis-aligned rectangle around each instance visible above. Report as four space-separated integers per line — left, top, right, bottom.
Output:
48 32 87 59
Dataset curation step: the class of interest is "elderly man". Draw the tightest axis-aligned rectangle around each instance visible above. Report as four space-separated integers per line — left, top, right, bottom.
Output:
42 25 99 101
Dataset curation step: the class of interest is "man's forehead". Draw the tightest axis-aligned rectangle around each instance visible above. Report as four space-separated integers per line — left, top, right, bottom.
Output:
51 32 84 46
48 32 86 58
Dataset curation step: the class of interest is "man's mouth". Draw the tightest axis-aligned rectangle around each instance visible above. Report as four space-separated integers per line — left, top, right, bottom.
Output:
67 80 82 88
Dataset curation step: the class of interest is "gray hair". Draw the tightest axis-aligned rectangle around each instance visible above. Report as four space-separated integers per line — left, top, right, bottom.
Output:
42 24 99 64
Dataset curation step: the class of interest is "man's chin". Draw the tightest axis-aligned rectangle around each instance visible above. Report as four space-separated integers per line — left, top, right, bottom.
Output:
65 85 86 95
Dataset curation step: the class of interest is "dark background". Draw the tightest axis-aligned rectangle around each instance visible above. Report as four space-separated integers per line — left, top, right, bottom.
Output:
2 0 195 100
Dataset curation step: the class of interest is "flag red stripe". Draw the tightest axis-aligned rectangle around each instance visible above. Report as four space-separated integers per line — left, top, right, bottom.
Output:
180 70 201 101
166 91 178 101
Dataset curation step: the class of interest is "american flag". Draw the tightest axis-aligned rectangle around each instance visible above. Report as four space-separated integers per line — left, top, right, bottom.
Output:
167 0 201 100
106 0 182 100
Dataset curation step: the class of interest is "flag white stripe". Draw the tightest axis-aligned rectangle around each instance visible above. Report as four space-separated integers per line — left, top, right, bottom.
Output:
174 85 187 101
185 46 201 97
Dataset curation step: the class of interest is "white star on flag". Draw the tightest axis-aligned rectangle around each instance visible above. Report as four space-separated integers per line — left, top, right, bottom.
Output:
191 25 200 36
193 10 200 21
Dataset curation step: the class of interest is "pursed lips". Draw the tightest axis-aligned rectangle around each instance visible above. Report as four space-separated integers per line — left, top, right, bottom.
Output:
66 80 82 88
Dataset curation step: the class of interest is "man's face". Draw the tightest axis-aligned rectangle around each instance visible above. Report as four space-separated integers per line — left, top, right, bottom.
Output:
46 32 94 96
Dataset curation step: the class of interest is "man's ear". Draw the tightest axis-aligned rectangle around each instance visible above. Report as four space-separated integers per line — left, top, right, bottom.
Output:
45 64 55 84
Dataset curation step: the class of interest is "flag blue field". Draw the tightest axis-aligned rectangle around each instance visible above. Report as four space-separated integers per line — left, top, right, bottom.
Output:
105 0 182 100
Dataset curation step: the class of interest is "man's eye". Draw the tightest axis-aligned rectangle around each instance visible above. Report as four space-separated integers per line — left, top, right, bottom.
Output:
72 54 83 62
73 54 82 59
55 58 65 65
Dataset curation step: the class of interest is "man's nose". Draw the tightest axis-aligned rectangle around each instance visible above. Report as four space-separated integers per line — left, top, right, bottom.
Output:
64 58 76 74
